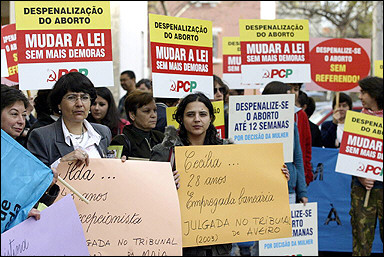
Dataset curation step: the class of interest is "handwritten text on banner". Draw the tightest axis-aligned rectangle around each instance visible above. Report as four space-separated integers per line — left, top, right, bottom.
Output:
55 159 183 256
175 144 292 247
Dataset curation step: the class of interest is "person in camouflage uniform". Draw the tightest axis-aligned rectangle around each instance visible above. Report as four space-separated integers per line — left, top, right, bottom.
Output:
350 182 383 255
349 76 383 256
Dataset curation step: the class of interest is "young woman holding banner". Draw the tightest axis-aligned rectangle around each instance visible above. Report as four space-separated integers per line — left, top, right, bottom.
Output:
150 92 290 256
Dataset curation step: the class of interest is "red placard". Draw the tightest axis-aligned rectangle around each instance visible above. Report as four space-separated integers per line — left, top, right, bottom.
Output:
308 38 371 91
150 42 213 76
1 24 19 84
240 41 310 65
223 55 241 73
339 131 382 162
17 29 113 63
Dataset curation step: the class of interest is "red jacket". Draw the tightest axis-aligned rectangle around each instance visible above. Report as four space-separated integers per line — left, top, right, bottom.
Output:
295 108 313 185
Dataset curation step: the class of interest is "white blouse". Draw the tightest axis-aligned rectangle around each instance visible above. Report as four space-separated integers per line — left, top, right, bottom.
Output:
50 119 102 169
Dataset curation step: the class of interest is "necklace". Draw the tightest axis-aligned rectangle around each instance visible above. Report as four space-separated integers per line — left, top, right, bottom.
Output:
144 138 152 151
72 125 85 143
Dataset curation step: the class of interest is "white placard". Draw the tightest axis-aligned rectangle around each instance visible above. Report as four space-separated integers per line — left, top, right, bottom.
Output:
1 49 9 77
228 94 294 162
259 202 318 256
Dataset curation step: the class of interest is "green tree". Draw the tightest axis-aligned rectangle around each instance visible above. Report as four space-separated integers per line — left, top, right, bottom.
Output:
277 1 373 38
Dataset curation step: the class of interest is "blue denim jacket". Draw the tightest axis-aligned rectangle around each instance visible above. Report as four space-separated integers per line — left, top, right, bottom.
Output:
286 123 308 200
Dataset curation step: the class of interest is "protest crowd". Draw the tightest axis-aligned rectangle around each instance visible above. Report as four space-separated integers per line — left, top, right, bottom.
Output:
1 1 383 256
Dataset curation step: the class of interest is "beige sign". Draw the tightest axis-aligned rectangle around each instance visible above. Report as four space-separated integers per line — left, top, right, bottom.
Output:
56 159 182 256
175 144 292 247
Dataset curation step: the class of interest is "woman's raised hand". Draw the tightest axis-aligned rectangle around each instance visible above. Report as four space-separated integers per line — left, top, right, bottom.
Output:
61 149 89 168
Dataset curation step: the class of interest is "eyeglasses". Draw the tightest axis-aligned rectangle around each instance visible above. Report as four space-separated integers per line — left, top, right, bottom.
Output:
214 87 226 94
63 94 91 103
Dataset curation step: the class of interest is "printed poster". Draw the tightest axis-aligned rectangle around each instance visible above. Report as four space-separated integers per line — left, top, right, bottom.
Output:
149 13 213 99
1 49 9 77
306 38 371 92
55 159 183 256
239 19 310 87
374 60 383 78
175 144 292 247
259 203 318 256
336 111 383 181
166 100 225 139
228 94 294 162
222 37 243 89
1 195 89 256
15 1 113 90
1 24 18 85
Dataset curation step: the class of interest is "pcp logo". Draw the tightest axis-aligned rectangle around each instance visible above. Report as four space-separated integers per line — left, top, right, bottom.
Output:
356 162 383 176
262 68 293 79
170 80 197 92
356 162 365 172
47 68 88 82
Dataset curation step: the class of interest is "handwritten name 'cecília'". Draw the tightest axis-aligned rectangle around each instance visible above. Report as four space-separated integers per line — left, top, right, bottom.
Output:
184 150 222 172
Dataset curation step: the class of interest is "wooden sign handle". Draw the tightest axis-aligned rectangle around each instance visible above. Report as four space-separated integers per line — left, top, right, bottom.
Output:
58 176 90 204
363 190 371 207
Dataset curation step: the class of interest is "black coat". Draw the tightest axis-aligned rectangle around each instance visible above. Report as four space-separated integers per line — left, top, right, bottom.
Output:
111 124 164 159
320 121 338 148
309 120 322 147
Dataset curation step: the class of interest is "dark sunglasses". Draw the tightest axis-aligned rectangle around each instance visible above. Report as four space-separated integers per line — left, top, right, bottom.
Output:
214 87 226 94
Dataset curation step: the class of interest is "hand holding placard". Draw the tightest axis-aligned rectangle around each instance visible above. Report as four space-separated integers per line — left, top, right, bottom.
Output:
175 144 292 247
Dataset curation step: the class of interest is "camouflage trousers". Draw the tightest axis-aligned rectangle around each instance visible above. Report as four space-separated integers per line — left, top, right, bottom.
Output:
349 185 383 256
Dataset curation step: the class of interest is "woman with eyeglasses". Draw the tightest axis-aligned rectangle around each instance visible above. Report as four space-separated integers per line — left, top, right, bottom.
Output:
27 72 112 169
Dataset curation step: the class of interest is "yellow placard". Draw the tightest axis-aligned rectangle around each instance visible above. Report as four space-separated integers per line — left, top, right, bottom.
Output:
212 100 225 126
222 37 241 55
374 60 383 78
149 13 212 47
166 106 179 128
56 159 182 256
166 100 225 128
15 1 111 30
343 110 383 139
107 145 123 159
175 144 292 247
239 19 309 42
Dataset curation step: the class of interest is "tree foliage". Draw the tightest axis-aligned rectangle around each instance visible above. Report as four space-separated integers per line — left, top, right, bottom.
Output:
277 1 373 38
